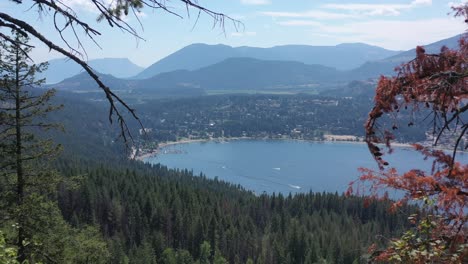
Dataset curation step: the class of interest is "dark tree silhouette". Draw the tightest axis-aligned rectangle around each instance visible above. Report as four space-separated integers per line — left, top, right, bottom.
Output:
0 31 62 263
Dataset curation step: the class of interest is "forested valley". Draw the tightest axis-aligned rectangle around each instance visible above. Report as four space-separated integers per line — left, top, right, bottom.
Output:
0 51 460 264
0 69 419 263
1 1 466 263
16 90 416 263
0 77 429 263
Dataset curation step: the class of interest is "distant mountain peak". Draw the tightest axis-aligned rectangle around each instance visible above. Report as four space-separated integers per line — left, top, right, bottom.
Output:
350 34 464 79
40 57 144 84
50 34 462 94
134 42 401 79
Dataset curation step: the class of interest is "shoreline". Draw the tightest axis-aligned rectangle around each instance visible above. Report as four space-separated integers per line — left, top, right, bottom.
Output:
134 137 253 161
133 136 415 161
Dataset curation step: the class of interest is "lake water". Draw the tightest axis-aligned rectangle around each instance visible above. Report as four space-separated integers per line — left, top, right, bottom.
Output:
145 140 467 195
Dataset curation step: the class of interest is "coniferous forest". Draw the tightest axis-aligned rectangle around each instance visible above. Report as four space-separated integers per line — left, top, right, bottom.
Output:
2 1 467 264
55 154 414 264
49 93 414 264
0 38 427 264
0 39 458 264
0 70 416 263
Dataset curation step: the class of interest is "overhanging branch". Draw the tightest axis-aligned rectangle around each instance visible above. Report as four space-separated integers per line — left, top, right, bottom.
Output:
0 12 141 143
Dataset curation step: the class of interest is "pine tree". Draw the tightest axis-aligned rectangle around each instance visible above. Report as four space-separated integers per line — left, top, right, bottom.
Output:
199 241 211 264
0 31 70 263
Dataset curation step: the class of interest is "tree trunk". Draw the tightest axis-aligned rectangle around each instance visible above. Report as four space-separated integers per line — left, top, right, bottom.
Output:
14 45 26 263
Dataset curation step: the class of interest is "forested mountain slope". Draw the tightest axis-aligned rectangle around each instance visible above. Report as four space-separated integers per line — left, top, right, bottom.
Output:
56 158 413 263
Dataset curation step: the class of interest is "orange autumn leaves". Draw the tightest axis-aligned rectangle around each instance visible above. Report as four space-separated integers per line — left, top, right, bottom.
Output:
351 144 467 218
349 10 468 262
358 35 467 220
366 35 467 169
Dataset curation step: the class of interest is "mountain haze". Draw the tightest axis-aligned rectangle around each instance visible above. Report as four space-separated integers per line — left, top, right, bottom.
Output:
51 72 136 92
51 58 344 95
350 34 464 79
167 58 343 90
51 71 205 98
50 34 463 95
134 43 401 79
40 58 144 84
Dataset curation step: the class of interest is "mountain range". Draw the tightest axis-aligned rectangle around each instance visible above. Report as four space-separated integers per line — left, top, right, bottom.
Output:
134 42 401 79
349 34 462 79
46 34 464 96
50 57 347 97
52 72 205 99
39 58 143 84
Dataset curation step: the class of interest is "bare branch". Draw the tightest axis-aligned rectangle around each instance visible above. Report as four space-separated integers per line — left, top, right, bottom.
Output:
0 12 142 143
1 0 242 143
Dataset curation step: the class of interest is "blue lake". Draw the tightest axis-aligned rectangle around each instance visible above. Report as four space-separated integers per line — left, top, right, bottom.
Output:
145 140 467 195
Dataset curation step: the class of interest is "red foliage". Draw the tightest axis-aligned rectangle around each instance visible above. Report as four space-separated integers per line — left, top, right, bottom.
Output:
350 3 468 262
365 34 467 170
351 145 467 220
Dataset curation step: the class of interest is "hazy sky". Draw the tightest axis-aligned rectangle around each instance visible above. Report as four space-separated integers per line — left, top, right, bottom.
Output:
4 0 467 67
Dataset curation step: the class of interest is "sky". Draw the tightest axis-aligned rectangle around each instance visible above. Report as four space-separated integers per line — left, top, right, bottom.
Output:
3 0 468 67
